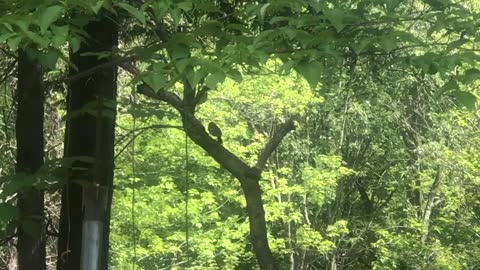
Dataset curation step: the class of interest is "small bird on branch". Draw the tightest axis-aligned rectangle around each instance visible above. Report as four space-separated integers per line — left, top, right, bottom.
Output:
208 122 223 144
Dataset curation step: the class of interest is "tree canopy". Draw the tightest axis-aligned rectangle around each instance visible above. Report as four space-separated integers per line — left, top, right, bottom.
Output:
0 0 479 269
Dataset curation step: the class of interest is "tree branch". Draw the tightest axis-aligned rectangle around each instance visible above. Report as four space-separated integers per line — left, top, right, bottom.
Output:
256 120 295 170
0 233 16 246
65 55 136 84
136 84 184 111
120 64 251 178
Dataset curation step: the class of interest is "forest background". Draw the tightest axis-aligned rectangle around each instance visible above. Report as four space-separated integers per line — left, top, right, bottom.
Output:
0 0 480 269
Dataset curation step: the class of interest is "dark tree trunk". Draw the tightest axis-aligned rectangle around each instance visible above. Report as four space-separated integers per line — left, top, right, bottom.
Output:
57 12 118 270
240 176 276 270
15 50 46 270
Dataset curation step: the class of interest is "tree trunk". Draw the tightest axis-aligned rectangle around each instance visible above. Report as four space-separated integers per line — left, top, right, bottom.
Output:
15 50 46 270
240 176 277 270
421 167 441 243
57 12 117 270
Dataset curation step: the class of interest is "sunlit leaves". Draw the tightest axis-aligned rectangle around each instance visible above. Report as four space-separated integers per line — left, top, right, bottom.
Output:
296 226 335 254
301 156 353 206
326 220 349 238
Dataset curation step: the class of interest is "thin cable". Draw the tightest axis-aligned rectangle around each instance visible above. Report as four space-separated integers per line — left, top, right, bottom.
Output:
131 95 138 270
185 131 190 269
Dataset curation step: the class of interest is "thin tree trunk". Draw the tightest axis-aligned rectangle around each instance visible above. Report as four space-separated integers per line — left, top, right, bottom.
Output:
57 11 117 270
421 167 441 243
240 176 277 270
15 50 46 270
401 87 425 218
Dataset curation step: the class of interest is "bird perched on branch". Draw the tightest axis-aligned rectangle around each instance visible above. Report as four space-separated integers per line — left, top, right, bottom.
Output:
208 122 223 144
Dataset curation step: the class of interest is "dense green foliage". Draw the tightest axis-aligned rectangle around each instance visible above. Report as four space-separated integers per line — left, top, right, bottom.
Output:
110 62 480 269
0 0 480 269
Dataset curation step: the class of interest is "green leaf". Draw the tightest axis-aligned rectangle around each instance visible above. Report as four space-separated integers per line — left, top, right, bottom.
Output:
143 73 167 92
7 36 22 50
295 61 323 89
270 16 290 24
38 5 64 34
14 20 30 32
353 39 371 55
187 68 207 87
452 91 477 110
0 203 17 221
175 58 190 73
171 9 182 27
2 22 13 32
69 36 81 53
24 31 49 48
259 3 270 25
1 173 38 196
424 0 449 10
379 37 396 53
51 25 69 47
279 60 296 75
226 24 249 34
0 33 17 43
434 79 458 99
177 1 192 11
117 3 146 25
169 43 190 60
91 0 104 14
324 9 346 32
205 71 226 89
386 0 401 13
462 68 480 84
282 27 298 40
447 38 467 52
38 50 60 69
227 69 242 83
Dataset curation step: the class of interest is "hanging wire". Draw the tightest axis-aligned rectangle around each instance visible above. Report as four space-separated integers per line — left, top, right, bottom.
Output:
184 130 190 269
131 93 138 270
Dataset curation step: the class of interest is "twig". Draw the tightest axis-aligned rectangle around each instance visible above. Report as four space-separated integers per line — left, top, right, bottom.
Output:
114 124 183 160
0 234 16 246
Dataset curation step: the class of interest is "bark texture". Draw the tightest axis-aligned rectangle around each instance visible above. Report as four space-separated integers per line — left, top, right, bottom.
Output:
15 50 46 270
57 12 117 270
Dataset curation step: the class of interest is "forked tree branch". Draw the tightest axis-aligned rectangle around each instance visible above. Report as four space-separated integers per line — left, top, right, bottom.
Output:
256 120 295 170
